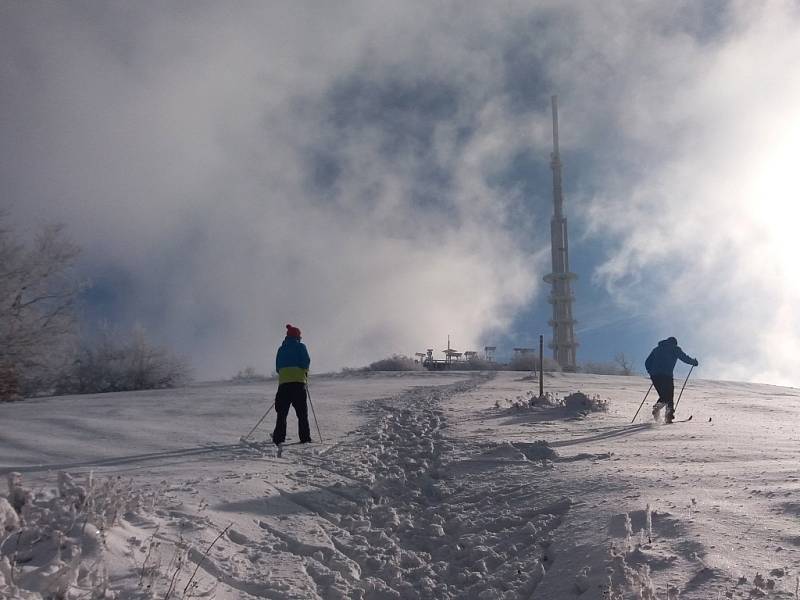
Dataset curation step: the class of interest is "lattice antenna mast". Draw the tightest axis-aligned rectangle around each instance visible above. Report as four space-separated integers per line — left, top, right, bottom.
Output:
543 95 578 369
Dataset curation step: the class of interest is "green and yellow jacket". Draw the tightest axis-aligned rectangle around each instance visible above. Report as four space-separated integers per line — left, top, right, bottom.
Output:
276 337 310 384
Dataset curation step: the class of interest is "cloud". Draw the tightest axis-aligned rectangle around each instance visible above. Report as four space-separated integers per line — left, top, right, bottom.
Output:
580 0 800 385
3 1 800 384
0 2 546 376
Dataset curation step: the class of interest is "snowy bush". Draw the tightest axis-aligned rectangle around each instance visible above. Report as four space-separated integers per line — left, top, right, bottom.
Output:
55 325 192 394
360 355 424 372
605 541 660 600
532 392 562 408
562 392 608 414
0 497 19 532
0 471 163 599
230 366 273 382
499 390 540 409
496 391 608 416
497 391 563 410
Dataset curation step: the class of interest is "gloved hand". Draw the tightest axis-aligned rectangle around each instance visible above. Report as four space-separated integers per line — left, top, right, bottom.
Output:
692 359 699 367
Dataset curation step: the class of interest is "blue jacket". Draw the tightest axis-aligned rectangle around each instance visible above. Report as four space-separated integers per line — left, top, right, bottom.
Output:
276 337 311 384
645 338 697 376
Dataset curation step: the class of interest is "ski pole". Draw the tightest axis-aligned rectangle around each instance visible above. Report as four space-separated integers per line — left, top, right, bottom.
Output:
307 386 324 443
673 365 694 412
631 383 653 423
241 401 275 441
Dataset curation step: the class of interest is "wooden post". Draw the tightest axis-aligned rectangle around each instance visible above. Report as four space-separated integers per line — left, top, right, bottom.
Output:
539 335 544 398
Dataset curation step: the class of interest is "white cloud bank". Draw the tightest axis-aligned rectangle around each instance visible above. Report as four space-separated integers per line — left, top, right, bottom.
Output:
578 1 800 385
2 1 800 384
0 2 545 375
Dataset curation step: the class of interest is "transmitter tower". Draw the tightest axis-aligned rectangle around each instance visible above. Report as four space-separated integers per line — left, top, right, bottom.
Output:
543 95 578 369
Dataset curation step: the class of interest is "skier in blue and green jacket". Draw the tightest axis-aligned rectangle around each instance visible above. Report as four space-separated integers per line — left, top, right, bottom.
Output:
645 336 698 424
271 324 311 445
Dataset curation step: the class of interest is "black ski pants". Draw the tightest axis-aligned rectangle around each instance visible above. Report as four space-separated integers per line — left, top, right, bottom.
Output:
272 382 311 444
651 374 675 415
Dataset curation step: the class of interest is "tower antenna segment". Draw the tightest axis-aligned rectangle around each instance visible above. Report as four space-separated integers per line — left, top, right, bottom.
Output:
543 95 578 369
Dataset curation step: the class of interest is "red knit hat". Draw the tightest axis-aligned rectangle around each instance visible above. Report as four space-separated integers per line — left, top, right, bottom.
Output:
286 324 302 338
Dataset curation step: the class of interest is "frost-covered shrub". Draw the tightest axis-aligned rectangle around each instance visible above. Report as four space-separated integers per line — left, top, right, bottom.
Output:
497 391 561 410
230 366 273 382
0 497 19 532
362 355 423 372
605 545 659 600
0 471 162 599
563 392 608 414
533 392 562 407
500 390 537 409
55 325 192 394
7 472 32 514
496 391 608 417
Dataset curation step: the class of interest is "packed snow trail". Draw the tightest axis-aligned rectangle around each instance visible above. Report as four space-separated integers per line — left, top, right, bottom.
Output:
223 374 571 599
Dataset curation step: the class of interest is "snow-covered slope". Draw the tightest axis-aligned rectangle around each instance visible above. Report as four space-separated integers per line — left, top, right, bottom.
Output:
2 371 799 599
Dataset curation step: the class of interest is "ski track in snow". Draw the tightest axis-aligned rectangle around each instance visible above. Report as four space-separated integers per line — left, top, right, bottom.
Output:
204 374 567 599
3 372 800 599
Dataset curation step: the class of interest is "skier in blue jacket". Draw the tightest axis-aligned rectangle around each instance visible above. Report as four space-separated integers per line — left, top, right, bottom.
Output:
645 337 698 423
272 324 311 445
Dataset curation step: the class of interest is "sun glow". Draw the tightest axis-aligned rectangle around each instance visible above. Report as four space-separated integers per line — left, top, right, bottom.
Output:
745 117 800 271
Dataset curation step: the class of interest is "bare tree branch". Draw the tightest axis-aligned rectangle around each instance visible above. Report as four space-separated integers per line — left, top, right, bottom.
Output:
0 215 81 400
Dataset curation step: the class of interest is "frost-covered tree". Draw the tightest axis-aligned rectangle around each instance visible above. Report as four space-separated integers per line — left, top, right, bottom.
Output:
56 324 192 394
614 352 633 375
0 217 81 400
364 355 423 372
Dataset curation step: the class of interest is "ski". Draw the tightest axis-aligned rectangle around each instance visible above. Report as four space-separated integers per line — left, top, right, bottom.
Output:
240 435 314 459
240 437 314 458
665 415 692 424
239 437 274 452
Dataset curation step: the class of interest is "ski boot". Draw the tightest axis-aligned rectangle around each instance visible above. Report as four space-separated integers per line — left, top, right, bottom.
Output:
652 401 665 422
664 409 675 424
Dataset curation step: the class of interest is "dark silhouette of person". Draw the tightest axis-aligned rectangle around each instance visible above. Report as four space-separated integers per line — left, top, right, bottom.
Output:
645 336 698 423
